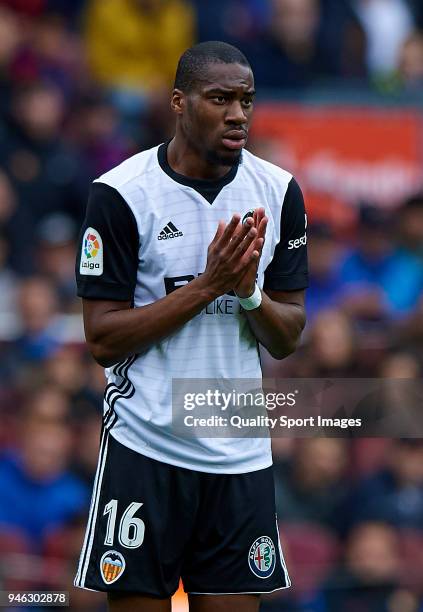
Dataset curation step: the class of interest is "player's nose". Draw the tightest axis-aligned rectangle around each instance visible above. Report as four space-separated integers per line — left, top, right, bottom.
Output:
225 100 248 125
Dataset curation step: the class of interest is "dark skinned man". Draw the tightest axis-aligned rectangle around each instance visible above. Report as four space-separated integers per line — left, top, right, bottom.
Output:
74 41 307 612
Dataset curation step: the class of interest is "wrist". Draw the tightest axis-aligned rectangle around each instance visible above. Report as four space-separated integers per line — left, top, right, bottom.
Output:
236 284 262 310
191 275 221 303
234 284 256 299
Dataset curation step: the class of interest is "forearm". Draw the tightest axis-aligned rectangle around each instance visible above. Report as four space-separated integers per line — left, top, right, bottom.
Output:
243 291 306 360
85 277 216 367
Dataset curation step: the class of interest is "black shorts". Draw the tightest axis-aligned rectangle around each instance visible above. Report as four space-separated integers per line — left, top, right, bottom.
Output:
74 433 290 597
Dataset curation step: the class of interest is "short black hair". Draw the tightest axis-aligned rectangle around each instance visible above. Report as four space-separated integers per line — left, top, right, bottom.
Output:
174 41 251 92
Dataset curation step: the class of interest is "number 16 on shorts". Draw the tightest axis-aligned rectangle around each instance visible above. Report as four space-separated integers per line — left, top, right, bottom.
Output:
100 499 145 585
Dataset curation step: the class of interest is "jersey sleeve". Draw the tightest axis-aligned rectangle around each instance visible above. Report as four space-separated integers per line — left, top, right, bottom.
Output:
263 177 309 291
75 181 139 301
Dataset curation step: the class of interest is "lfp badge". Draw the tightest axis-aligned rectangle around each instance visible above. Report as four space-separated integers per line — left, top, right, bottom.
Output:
80 226 103 276
248 536 276 579
100 550 125 584
84 231 100 260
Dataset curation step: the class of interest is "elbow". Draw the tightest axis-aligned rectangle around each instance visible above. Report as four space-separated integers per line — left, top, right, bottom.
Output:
87 341 117 368
269 327 305 360
268 342 297 361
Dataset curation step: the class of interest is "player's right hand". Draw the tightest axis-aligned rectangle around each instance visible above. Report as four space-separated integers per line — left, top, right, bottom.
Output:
201 214 260 297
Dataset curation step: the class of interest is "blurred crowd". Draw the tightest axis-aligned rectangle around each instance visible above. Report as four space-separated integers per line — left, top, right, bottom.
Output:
0 0 422 611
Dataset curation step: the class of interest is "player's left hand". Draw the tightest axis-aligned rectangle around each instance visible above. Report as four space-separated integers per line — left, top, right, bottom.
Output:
233 208 267 298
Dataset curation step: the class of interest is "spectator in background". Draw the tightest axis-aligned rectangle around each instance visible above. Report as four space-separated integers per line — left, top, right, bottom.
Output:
85 0 194 98
347 439 423 530
274 438 349 530
0 5 22 115
306 223 345 321
0 169 34 277
35 213 78 308
319 522 409 612
66 93 132 179
397 32 423 89
0 402 89 549
0 228 18 341
10 276 62 366
352 0 415 79
247 0 331 90
0 172 20 337
0 82 87 236
339 205 423 320
297 308 362 377
43 345 103 418
397 194 423 261
11 11 84 97
194 0 270 47
379 351 421 378
246 0 365 90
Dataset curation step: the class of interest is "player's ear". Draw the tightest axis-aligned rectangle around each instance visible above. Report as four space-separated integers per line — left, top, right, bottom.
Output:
171 89 185 115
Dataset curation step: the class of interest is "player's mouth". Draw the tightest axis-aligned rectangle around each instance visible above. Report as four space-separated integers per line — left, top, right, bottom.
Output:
221 130 247 150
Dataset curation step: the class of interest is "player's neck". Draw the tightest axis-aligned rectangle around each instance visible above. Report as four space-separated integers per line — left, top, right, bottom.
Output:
167 136 233 181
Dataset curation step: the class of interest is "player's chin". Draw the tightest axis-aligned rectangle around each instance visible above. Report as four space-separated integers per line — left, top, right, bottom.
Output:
209 146 243 166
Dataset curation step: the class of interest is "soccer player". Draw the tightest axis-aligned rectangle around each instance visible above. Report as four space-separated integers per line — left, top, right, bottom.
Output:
75 41 308 612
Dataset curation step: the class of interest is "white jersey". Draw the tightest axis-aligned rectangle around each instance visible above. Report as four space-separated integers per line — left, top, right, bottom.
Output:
76 143 308 473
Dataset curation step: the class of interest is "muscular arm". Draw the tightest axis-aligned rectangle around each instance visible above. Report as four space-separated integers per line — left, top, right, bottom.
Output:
234 178 307 360
243 289 306 360
83 214 260 367
82 277 215 367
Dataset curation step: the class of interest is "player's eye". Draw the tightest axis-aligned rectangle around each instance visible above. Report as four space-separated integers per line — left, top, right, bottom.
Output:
242 98 253 108
213 96 227 104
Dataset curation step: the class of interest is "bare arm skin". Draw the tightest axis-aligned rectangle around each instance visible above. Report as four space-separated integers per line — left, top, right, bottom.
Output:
83 210 306 367
244 288 306 360
83 214 260 367
233 208 306 359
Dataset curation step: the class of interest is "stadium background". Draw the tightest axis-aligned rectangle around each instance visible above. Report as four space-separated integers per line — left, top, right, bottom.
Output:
0 0 422 610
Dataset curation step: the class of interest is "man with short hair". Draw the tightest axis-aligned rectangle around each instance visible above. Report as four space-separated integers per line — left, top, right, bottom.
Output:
75 41 308 612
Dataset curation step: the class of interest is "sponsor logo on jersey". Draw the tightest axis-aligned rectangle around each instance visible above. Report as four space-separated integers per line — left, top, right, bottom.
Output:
248 536 276 579
158 222 183 240
100 550 126 584
288 214 307 250
80 227 103 275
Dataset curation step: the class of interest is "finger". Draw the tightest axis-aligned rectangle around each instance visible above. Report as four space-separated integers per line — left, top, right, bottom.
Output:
210 220 226 246
254 236 265 254
250 236 264 257
238 235 264 270
230 225 258 259
226 217 255 254
218 214 241 247
253 209 258 227
256 216 268 240
254 207 265 228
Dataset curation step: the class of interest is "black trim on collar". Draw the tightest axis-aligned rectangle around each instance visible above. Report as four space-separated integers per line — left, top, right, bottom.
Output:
157 141 240 204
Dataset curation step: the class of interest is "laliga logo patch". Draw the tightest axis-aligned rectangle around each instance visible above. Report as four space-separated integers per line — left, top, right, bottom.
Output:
248 536 276 579
80 227 103 276
100 550 126 584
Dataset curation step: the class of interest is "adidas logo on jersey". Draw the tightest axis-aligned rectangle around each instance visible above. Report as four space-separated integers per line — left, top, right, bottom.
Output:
158 222 183 240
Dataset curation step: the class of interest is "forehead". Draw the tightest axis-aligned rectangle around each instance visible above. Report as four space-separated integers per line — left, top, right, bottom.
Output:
196 62 254 92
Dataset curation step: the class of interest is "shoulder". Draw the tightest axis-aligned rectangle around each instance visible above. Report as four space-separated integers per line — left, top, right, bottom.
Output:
94 145 161 194
241 148 293 192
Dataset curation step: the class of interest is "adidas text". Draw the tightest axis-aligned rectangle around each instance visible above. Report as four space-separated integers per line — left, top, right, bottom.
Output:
158 231 183 240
